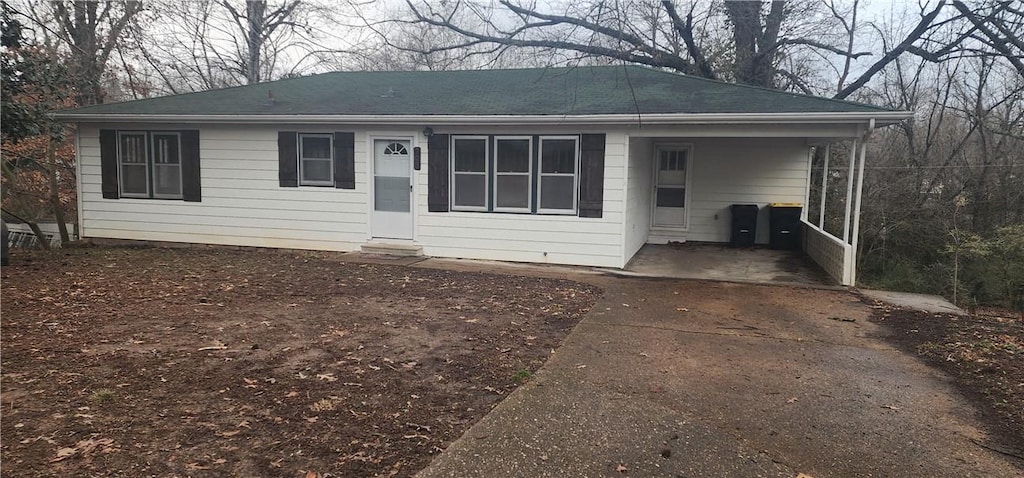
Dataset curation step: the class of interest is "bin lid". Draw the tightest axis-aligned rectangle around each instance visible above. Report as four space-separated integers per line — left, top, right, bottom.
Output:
770 202 802 207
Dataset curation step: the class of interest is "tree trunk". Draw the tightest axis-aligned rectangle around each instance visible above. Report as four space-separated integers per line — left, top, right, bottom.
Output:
246 1 265 84
25 221 51 250
47 135 70 243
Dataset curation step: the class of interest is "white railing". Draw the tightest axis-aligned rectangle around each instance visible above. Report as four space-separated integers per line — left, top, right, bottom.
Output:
4 222 76 249
801 220 853 286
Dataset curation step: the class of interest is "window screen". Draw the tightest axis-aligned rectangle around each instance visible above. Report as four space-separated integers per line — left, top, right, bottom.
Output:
152 133 182 198
539 138 578 212
452 137 487 209
494 137 531 211
119 132 149 197
299 134 333 186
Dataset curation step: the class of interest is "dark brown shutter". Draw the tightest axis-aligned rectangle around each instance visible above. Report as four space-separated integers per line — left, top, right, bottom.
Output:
180 130 201 202
278 131 298 187
334 132 355 189
578 133 605 218
99 129 119 199
427 134 450 212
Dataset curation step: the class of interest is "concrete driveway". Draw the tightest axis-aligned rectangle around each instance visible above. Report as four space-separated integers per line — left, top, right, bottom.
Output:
417 276 1021 477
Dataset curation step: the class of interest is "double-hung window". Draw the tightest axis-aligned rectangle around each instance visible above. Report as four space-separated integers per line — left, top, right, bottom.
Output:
118 131 183 199
451 136 488 211
299 133 334 186
152 133 182 198
118 132 149 197
538 136 579 213
493 136 532 212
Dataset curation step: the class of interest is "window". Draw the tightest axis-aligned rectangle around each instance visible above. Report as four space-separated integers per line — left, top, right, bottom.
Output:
152 133 182 198
383 141 408 155
451 136 488 210
652 146 691 228
655 149 687 208
494 137 532 212
118 132 149 197
539 137 579 213
299 133 334 186
118 131 183 199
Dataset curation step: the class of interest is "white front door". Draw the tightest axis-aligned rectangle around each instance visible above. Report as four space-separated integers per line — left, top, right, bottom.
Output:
371 139 413 239
652 146 690 228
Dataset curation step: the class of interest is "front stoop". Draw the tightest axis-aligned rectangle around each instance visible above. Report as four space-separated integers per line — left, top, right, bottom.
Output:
360 242 424 257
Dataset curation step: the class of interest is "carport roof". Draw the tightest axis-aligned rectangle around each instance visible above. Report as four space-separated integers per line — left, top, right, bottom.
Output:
58 65 901 119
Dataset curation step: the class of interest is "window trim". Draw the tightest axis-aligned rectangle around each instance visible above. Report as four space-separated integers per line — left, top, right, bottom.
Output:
298 133 335 187
450 135 490 212
150 131 184 199
117 131 151 198
492 135 533 213
537 135 580 215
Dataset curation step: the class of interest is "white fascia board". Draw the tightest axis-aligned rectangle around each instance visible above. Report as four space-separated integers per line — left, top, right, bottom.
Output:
54 111 913 126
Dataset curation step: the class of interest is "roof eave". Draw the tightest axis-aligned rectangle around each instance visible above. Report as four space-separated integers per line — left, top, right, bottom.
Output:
53 111 912 126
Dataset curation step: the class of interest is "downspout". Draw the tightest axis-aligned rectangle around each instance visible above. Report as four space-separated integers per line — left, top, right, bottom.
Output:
74 125 84 242
849 118 876 286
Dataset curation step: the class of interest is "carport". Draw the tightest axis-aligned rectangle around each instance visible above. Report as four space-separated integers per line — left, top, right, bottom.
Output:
621 117 899 286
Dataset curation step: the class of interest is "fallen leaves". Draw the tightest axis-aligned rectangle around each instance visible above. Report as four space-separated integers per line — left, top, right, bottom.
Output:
2 247 600 477
50 437 117 462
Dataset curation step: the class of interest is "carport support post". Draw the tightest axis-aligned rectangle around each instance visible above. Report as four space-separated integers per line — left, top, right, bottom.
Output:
819 143 830 229
842 139 857 243
803 146 814 221
849 126 871 286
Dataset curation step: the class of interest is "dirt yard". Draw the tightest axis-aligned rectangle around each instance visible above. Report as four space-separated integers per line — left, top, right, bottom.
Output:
0 247 600 477
867 301 1024 457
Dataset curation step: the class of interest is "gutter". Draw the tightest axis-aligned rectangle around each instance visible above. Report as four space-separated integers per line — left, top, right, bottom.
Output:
52 111 912 126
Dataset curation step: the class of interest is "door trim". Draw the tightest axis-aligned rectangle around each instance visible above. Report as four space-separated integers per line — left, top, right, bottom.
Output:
650 143 694 230
367 133 418 241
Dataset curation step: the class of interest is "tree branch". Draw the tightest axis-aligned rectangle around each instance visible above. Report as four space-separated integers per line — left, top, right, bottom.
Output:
661 1 715 79
835 2 945 99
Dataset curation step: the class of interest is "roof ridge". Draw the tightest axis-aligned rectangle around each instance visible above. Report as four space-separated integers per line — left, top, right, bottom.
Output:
621 64 891 111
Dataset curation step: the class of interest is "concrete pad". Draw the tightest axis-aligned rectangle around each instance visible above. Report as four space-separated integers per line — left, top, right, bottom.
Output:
861 289 965 315
418 277 1019 477
623 243 834 287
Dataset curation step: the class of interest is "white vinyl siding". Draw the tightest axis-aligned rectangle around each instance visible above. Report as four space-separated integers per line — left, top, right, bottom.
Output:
623 136 653 263
79 124 369 252
634 137 810 245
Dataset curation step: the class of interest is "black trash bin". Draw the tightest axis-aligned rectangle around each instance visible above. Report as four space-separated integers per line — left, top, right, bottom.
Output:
730 204 759 248
769 203 802 250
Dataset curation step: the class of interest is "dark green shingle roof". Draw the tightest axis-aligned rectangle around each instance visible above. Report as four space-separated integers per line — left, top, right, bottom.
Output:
61 65 892 116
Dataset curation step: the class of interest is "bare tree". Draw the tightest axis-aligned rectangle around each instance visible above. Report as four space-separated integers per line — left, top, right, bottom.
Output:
220 0 301 84
398 0 1022 98
45 0 143 105
123 0 349 95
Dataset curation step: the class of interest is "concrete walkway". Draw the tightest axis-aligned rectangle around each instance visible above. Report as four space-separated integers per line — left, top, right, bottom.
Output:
860 289 965 315
418 277 1020 477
